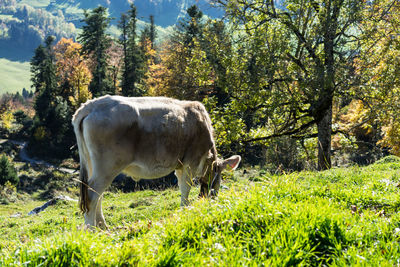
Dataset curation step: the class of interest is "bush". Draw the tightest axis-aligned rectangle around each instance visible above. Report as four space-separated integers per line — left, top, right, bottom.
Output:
0 155 18 186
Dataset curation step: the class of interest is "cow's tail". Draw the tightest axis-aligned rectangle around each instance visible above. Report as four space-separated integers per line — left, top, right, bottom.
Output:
72 106 91 214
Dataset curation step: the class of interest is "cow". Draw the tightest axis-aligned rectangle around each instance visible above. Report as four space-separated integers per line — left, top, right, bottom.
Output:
72 95 241 228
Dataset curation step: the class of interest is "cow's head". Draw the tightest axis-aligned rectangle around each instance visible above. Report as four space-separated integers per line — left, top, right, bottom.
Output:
200 155 241 198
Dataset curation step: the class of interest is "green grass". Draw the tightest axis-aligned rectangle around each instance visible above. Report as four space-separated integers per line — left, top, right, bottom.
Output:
0 58 31 94
1 157 400 265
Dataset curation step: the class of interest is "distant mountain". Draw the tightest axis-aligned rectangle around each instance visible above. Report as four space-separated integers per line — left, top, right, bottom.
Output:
46 0 224 27
0 0 223 92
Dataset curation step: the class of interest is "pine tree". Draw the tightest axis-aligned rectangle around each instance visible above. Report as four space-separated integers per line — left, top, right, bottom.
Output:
31 36 73 158
31 36 58 124
0 155 18 186
119 4 145 97
119 12 130 96
79 6 113 96
139 15 157 57
149 15 156 49
176 5 204 51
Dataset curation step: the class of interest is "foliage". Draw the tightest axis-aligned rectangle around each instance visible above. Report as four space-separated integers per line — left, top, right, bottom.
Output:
53 38 92 109
119 4 145 97
2 159 400 265
79 6 113 96
0 2 76 51
31 36 75 158
353 0 400 156
0 181 17 204
13 1 400 169
0 155 18 186
140 1 400 169
0 110 13 130
31 36 58 123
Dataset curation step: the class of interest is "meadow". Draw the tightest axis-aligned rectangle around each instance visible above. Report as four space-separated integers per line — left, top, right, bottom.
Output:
0 59 30 94
1 156 400 266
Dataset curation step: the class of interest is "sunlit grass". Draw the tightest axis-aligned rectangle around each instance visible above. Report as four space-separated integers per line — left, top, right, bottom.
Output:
1 157 400 265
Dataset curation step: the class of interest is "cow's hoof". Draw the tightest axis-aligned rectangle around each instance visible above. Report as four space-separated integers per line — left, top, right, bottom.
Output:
209 189 217 198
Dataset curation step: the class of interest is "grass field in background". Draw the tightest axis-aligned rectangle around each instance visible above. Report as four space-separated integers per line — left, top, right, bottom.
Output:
1 156 400 265
0 58 30 94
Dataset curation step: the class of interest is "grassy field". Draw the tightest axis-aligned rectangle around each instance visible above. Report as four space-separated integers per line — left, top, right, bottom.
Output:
1 156 400 265
0 58 30 94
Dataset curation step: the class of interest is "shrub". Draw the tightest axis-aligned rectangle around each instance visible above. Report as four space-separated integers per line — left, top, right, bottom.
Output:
0 155 18 186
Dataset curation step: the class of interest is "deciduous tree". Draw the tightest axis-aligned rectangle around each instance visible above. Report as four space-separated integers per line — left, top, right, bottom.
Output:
213 0 397 169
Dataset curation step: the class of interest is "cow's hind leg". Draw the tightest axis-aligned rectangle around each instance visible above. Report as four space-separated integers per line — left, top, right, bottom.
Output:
175 167 192 206
95 196 107 229
84 173 111 229
84 158 124 229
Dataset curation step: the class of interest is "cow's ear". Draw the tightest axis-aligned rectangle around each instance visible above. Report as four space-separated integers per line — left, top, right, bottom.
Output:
222 155 241 171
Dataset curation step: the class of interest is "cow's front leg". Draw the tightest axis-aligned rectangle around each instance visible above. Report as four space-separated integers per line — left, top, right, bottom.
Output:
175 168 192 206
199 181 209 198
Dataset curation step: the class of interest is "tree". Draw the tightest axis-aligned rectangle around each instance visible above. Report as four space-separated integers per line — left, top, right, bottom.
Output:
31 36 74 157
140 15 157 51
150 5 209 100
214 0 398 169
176 5 204 50
31 35 58 124
53 38 92 108
149 15 156 49
201 20 233 105
0 155 18 186
79 6 113 96
353 0 400 156
119 4 145 97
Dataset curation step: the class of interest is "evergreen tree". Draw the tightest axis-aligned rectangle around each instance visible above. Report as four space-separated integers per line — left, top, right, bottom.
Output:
30 36 73 158
149 15 156 49
175 5 204 51
202 20 232 105
139 26 150 52
140 15 157 53
79 6 113 96
139 15 158 68
119 12 130 96
31 36 58 124
22 88 29 99
0 155 18 186
119 4 145 97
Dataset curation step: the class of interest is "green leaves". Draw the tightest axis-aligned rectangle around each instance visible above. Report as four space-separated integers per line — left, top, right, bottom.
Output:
79 6 113 96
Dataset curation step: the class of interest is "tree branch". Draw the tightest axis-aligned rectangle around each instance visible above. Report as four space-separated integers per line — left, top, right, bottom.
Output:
241 118 316 143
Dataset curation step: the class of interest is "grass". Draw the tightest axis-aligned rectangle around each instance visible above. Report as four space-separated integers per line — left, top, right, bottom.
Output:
1 157 400 265
0 58 31 94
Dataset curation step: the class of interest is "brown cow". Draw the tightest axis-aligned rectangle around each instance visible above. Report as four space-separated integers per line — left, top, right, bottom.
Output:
72 95 241 228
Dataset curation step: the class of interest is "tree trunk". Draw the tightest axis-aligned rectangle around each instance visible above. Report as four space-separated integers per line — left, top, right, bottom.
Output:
317 104 332 170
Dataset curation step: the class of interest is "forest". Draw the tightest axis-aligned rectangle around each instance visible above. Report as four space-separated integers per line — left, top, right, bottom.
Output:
0 0 76 55
1 0 399 171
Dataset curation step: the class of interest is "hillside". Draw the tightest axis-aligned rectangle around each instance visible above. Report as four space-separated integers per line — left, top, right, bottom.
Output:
0 0 221 93
1 156 400 265
0 58 30 93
